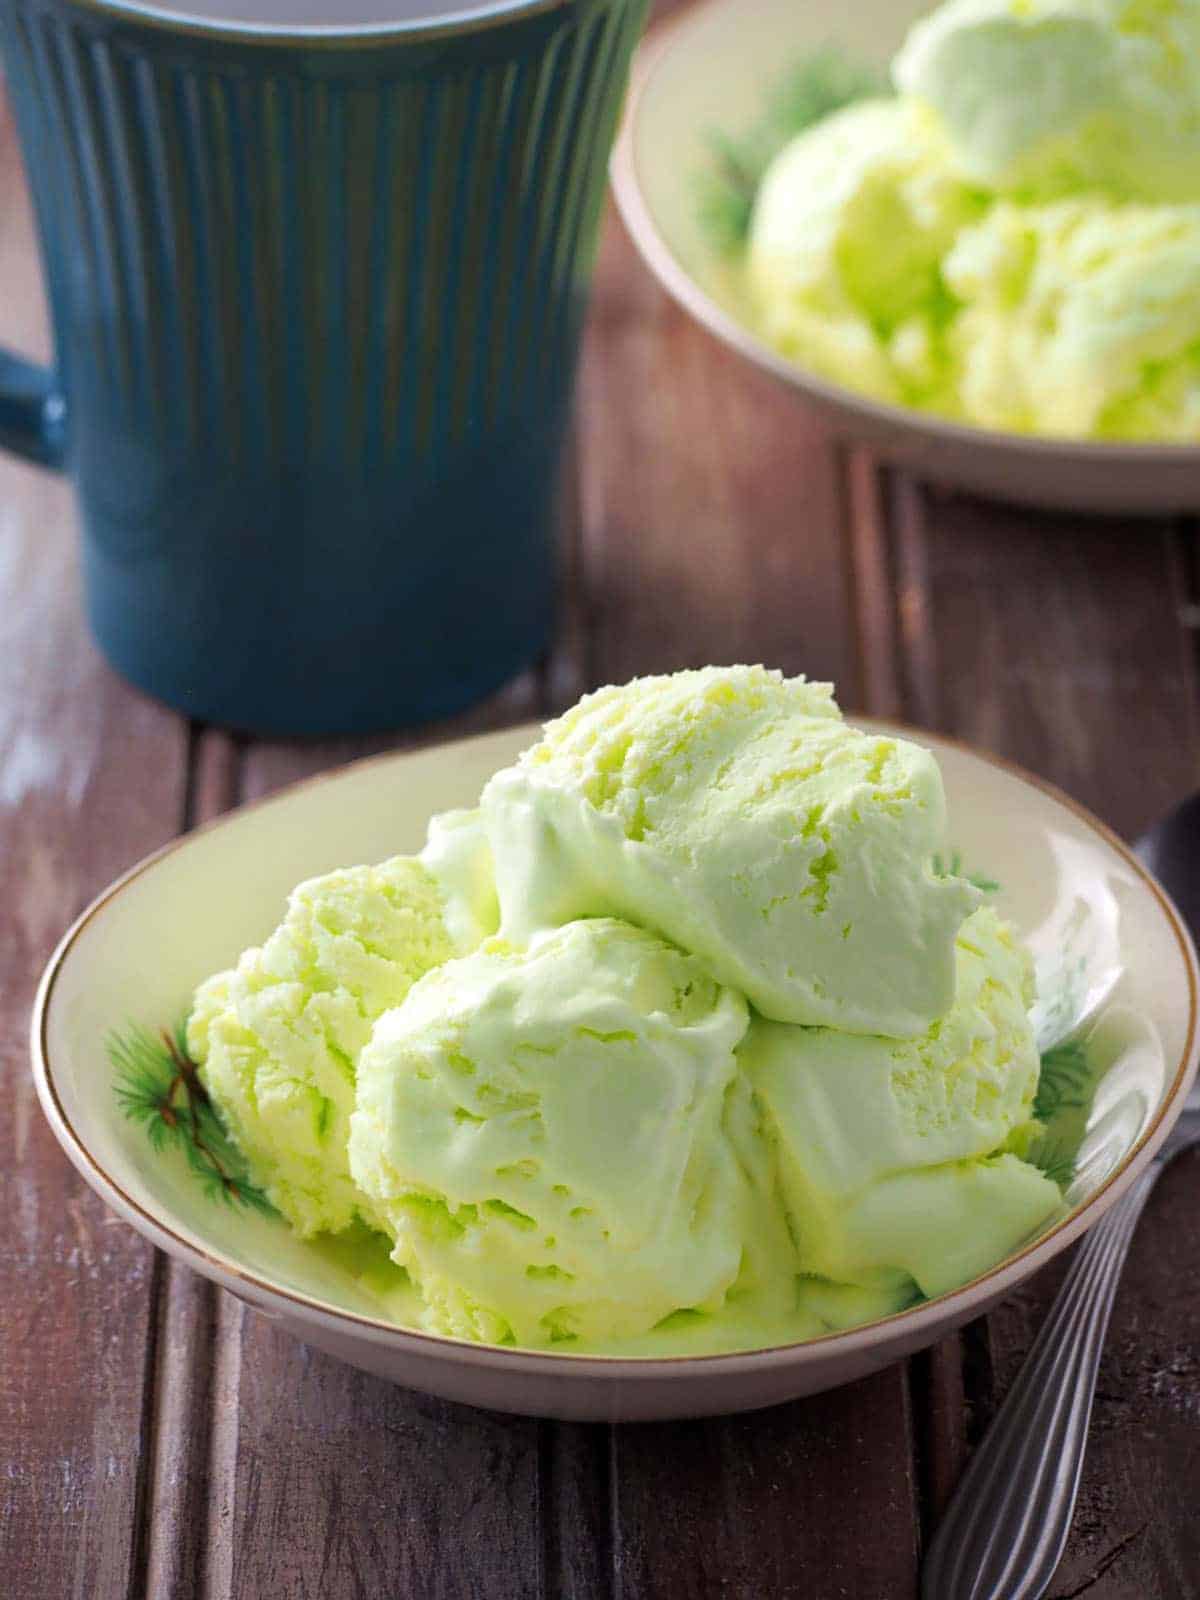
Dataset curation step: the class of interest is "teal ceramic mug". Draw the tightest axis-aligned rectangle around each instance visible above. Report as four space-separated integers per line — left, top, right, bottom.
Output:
0 0 647 733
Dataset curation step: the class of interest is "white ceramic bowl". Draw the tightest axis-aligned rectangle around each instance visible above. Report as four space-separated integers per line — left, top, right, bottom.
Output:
610 0 1200 514
32 722 1199 1421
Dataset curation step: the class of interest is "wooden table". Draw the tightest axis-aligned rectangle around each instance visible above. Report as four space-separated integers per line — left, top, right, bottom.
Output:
4 25 1200 1597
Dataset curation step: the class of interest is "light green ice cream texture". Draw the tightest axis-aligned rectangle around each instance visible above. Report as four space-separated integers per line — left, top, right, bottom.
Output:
894 0 1200 203
187 812 498 1238
748 98 986 410
481 665 980 1037
746 0 1200 439
188 669 1064 1353
349 919 773 1346
347 905 1058 1346
742 905 1061 1301
944 199 1200 438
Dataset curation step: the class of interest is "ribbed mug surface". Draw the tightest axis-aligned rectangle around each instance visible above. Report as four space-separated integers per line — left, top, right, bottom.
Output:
0 0 648 731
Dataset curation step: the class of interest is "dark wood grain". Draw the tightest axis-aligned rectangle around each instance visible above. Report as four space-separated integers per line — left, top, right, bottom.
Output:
539 1422 614 1600
610 1380 921 1600
890 484 1198 840
7 4 1200 1589
578 218 861 703
208 1298 545 1600
892 480 1200 1598
0 100 190 1600
240 673 543 803
138 733 238 1600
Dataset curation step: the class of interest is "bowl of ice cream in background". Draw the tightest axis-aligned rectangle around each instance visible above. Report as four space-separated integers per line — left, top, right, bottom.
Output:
611 0 1200 512
32 667 1199 1420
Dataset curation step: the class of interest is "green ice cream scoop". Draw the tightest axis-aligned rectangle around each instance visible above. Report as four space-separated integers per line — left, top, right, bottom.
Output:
894 0 1200 204
481 665 979 1036
742 907 1063 1300
744 0 1200 440
748 98 983 409
418 806 500 952
348 919 765 1347
188 814 497 1238
943 198 1200 439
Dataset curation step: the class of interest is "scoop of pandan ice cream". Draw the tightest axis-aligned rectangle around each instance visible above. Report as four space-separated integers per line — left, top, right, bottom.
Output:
348 919 782 1347
747 98 985 409
893 0 1200 204
188 814 497 1238
741 907 1063 1301
418 807 500 952
941 198 1200 439
481 665 979 1037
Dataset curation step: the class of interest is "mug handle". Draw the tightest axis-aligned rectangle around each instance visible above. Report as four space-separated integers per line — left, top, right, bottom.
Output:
0 348 65 469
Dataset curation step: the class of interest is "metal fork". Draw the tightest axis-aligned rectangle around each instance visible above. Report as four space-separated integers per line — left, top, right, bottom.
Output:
921 1084 1200 1600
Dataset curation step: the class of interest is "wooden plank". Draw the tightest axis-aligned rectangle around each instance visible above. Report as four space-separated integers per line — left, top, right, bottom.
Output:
139 731 239 1600
0 97 191 1600
242 674 542 802
890 485 1199 840
581 212 920 1598
846 452 905 722
893 481 1200 1597
207 1295 545 1600
577 214 861 703
540 1420 614 1600
611 1380 920 1600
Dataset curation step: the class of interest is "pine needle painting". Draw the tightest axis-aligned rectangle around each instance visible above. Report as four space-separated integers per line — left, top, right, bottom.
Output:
695 46 885 255
932 851 1001 895
110 1021 274 1215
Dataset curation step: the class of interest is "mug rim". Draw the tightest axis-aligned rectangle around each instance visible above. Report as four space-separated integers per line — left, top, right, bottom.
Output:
58 0 569 45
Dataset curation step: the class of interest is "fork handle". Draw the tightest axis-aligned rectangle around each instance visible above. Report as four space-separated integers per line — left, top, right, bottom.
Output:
921 1164 1161 1600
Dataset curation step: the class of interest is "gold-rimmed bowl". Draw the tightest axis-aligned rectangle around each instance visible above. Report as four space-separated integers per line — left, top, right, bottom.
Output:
32 722 1199 1420
609 0 1200 515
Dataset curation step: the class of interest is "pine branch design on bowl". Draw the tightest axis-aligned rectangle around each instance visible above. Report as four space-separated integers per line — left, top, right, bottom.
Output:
110 1022 274 1215
694 45 884 256
931 850 1001 895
